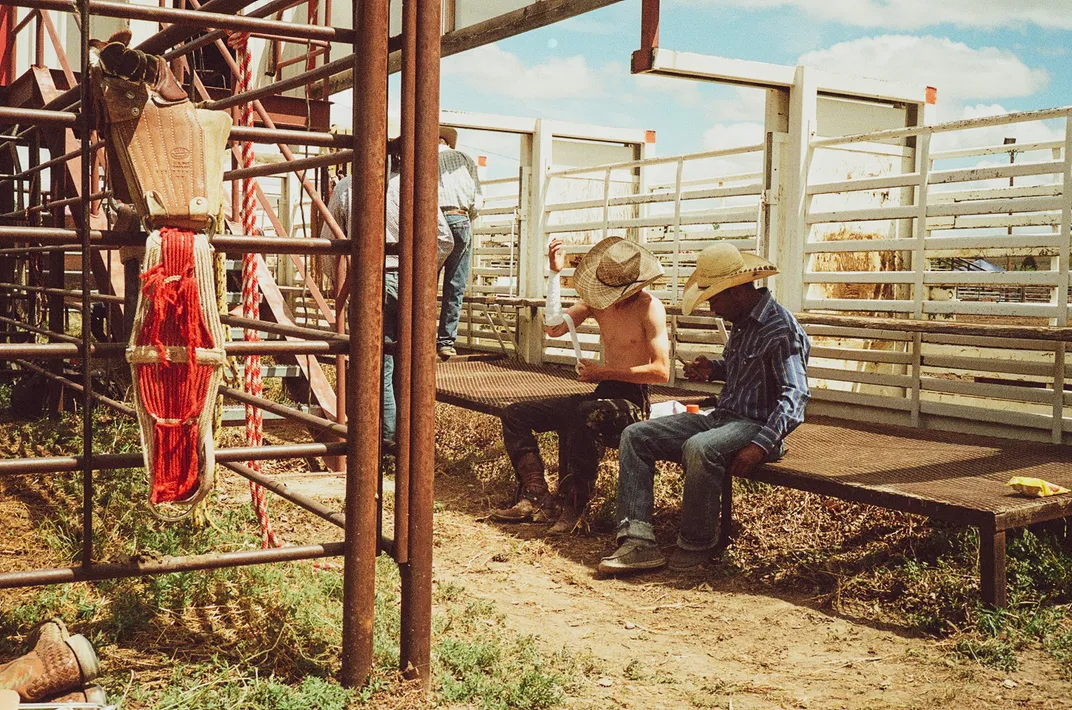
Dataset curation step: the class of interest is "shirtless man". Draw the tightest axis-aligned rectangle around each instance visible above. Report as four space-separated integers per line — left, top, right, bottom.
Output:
491 236 670 534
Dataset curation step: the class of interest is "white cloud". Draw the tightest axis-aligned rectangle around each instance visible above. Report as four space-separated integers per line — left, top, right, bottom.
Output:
441 44 601 101
930 103 1066 156
686 0 1072 30
703 122 765 151
798 35 1049 102
631 71 705 108
707 87 768 123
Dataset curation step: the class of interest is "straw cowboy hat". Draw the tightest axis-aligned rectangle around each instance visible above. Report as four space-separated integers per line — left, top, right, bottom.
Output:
439 126 458 149
573 237 664 310
681 243 778 316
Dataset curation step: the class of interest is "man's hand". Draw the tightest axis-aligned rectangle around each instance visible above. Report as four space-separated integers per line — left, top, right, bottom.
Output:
576 359 604 383
548 238 566 273
727 443 766 479
682 355 714 383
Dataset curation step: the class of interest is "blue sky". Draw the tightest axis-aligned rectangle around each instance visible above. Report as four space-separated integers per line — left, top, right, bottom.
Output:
436 0 1071 176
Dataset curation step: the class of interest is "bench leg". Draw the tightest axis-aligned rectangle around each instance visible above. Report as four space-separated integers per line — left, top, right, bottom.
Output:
979 525 1007 609
719 474 734 546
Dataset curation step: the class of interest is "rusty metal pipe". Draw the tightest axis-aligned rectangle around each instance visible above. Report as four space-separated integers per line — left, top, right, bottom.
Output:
220 385 347 437
0 190 111 219
224 461 345 528
393 0 417 568
10 0 355 43
229 125 349 148
205 54 354 111
0 443 348 477
0 106 78 127
0 316 81 344
163 0 307 60
16 359 136 416
0 339 349 361
220 313 348 342
341 0 389 689
0 542 346 590
398 0 440 687
0 142 104 189
225 149 354 181
0 282 125 303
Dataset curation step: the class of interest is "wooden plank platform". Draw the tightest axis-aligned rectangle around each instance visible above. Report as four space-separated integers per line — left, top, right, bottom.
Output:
434 355 1072 607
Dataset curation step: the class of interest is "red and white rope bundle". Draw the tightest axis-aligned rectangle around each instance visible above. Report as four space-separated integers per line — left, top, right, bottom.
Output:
228 32 280 549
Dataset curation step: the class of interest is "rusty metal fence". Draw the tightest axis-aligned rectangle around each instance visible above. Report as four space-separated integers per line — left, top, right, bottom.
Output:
0 0 439 688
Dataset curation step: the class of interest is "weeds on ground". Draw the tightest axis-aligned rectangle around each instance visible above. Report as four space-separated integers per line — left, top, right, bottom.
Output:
434 403 1072 678
0 395 578 709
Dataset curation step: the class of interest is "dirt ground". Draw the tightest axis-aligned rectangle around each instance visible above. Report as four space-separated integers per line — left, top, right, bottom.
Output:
3 413 1071 709
278 468 1072 710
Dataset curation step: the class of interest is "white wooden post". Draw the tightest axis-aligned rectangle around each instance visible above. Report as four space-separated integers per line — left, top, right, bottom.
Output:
1053 115 1072 442
780 68 816 313
515 120 553 364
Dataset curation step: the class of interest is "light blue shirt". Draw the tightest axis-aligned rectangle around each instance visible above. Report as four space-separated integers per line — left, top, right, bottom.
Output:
710 288 811 454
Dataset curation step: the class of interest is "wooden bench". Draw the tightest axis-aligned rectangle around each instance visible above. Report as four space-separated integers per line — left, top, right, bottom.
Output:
435 354 1072 607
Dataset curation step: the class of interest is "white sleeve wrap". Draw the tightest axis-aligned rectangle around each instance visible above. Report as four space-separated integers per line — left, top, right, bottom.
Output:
544 270 563 326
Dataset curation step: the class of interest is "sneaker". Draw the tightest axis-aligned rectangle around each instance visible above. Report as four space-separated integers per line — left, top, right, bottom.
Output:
437 345 457 360
667 545 717 571
598 540 666 575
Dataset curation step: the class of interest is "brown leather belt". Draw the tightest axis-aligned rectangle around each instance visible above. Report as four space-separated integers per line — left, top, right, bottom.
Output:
442 208 468 216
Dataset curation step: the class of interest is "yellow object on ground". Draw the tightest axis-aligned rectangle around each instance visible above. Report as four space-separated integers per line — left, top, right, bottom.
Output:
1006 476 1071 498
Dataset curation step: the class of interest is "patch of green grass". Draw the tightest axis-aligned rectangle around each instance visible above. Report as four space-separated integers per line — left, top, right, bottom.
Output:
2 406 580 708
434 598 566 710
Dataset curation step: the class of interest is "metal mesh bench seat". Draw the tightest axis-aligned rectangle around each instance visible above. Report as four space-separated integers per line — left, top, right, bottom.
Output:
738 417 1072 607
434 355 1072 607
434 355 706 416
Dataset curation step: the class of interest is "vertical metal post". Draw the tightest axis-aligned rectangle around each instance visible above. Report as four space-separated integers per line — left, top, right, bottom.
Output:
341 0 388 689
1053 116 1072 443
399 0 439 688
394 0 417 565
912 132 931 320
77 0 92 569
334 256 347 473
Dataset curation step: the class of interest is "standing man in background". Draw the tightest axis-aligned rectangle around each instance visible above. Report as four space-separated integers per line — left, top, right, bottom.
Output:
322 138 452 448
436 125 483 360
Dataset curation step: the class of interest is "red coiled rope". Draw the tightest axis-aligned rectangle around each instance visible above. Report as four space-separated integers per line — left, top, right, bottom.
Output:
135 228 214 503
227 31 280 549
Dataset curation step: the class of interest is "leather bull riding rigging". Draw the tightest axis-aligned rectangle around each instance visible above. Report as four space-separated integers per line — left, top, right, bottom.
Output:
91 34 231 518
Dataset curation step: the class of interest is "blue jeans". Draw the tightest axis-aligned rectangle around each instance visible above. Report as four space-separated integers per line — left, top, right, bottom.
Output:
383 271 398 443
437 213 472 349
616 410 762 551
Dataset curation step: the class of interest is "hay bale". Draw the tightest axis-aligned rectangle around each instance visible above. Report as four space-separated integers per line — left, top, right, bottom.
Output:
811 228 904 301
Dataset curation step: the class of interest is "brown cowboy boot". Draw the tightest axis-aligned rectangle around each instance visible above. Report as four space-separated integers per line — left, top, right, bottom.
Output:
490 453 551 523
548 472 591 535
0 620 100 702
45 684 108 704
548 499 583 535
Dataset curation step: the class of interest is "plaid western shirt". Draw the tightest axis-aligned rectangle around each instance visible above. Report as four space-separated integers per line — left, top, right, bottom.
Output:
709 288 811 454
438 146 483 218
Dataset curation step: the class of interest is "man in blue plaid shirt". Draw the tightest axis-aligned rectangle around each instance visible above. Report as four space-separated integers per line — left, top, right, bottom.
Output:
436 126 483 360
600 243 811 575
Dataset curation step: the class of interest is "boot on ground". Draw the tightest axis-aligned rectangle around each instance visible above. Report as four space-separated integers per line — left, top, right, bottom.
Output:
45 684 108 704
0 619 100 702
489 453 551 523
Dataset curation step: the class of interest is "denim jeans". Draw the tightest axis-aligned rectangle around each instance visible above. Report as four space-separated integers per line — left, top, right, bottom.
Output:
616 410 762 550
437 213 472 349
382 271 399 443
